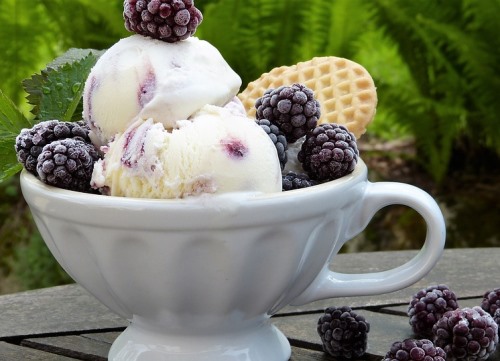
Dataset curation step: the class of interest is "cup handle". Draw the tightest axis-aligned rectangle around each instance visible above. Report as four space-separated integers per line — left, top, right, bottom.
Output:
290 181 446 306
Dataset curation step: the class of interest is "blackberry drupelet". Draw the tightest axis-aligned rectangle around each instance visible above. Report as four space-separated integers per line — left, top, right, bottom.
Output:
15 120 91 175
124 0 203 42
36 138 100 193
432 307 498 361
383 339 446 361
408 284 459 337
256 119 287 170
317 306 370 359
480 288 500 319
298 123 358 182
282 171 317 191
255 83 320 143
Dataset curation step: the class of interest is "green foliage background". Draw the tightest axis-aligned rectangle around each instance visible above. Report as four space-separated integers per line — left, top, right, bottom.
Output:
0 0 499 292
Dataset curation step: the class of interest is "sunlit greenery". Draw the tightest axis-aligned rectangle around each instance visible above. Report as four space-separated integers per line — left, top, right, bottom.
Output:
0 0 499 292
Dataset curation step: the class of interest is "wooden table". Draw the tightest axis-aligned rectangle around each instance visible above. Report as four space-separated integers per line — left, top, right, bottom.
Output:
1 248 499 360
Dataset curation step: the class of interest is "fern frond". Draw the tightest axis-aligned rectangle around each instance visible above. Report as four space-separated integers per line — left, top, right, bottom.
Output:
324 0 372 58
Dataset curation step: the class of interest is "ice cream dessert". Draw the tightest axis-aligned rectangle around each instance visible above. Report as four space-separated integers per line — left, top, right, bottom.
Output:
15 0 376 198
91 105 282 198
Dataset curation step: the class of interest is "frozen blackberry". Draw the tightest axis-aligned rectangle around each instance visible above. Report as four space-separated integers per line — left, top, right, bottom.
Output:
256 119 287 170
432 306 499 361
408 284 459 337
317 306 370 359
480 288 500 318
494 309 500 326
36 138 100 193
255 83 320 143
298 123 358 182
124 0 203 42
282 171 317 191
15 120 91 175
383 339 446 361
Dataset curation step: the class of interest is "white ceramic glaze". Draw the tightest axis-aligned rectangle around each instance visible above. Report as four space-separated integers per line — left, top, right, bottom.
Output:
20 159 446 361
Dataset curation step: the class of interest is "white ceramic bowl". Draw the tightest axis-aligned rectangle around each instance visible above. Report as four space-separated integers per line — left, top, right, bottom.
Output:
20 159 445 361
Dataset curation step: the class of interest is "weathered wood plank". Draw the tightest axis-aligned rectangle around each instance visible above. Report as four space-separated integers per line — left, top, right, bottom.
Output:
0 341 78 360
0 284 127 339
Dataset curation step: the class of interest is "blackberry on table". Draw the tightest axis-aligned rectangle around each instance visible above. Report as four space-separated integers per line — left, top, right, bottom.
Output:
256 119 287 170
282 171 317 191
408 284 459 337
480 288 500 319
317 306 370 359
124 0 203 42
494 309 500 327
432 306 498 361
36 138 100 193
383 339 446 361
15 120 91 175
255 83 320 143
298 123 358 182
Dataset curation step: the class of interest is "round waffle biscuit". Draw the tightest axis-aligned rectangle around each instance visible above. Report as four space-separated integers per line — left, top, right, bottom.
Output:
238 56 377 138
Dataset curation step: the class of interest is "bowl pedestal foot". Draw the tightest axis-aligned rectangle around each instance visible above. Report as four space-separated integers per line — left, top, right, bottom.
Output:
108 320 291 361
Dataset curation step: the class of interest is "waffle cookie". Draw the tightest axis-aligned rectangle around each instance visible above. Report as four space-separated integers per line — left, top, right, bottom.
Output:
238 56 377 139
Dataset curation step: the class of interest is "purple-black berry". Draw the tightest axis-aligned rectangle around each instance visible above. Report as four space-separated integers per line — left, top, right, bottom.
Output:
256 119 287 170
255 83 320 143
317 306 370 359
480 288 500 319
408 284 459 337
383 339 446 361
15 120 91 175
494 309 500 327
432 307 498 361
298 123 358 182
282 171 317 191
36 138 100 193
124 0 203 42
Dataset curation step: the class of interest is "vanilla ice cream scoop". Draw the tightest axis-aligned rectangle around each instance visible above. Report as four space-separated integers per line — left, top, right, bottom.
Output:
91 106 282 198
83 35 242 147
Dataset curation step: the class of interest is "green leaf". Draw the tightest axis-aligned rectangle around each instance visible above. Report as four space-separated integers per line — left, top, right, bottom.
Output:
0 139 22 183
0 89 32 181
23 48 103 122
0 88 33 136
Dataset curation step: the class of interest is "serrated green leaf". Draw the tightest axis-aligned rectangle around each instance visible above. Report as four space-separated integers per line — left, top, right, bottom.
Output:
0 88 33 136
0 137 22 183
23 49 103 122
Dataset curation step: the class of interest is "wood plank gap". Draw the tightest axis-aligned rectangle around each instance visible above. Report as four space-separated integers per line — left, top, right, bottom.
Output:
21 337 107 361
0 326 126 344
365 307 408 317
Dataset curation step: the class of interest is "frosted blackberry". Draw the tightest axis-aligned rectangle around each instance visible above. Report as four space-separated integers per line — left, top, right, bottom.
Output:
15 120 91 175
298 123 358 182
432 307 498 361
317 306 370 359
282 171 317 191
36 138 100 193
255 83 320 143
408 284 459 337
383 339 446 361
256 119 287 170
494 309 500 326
480 288 500 318
124 0 203 42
